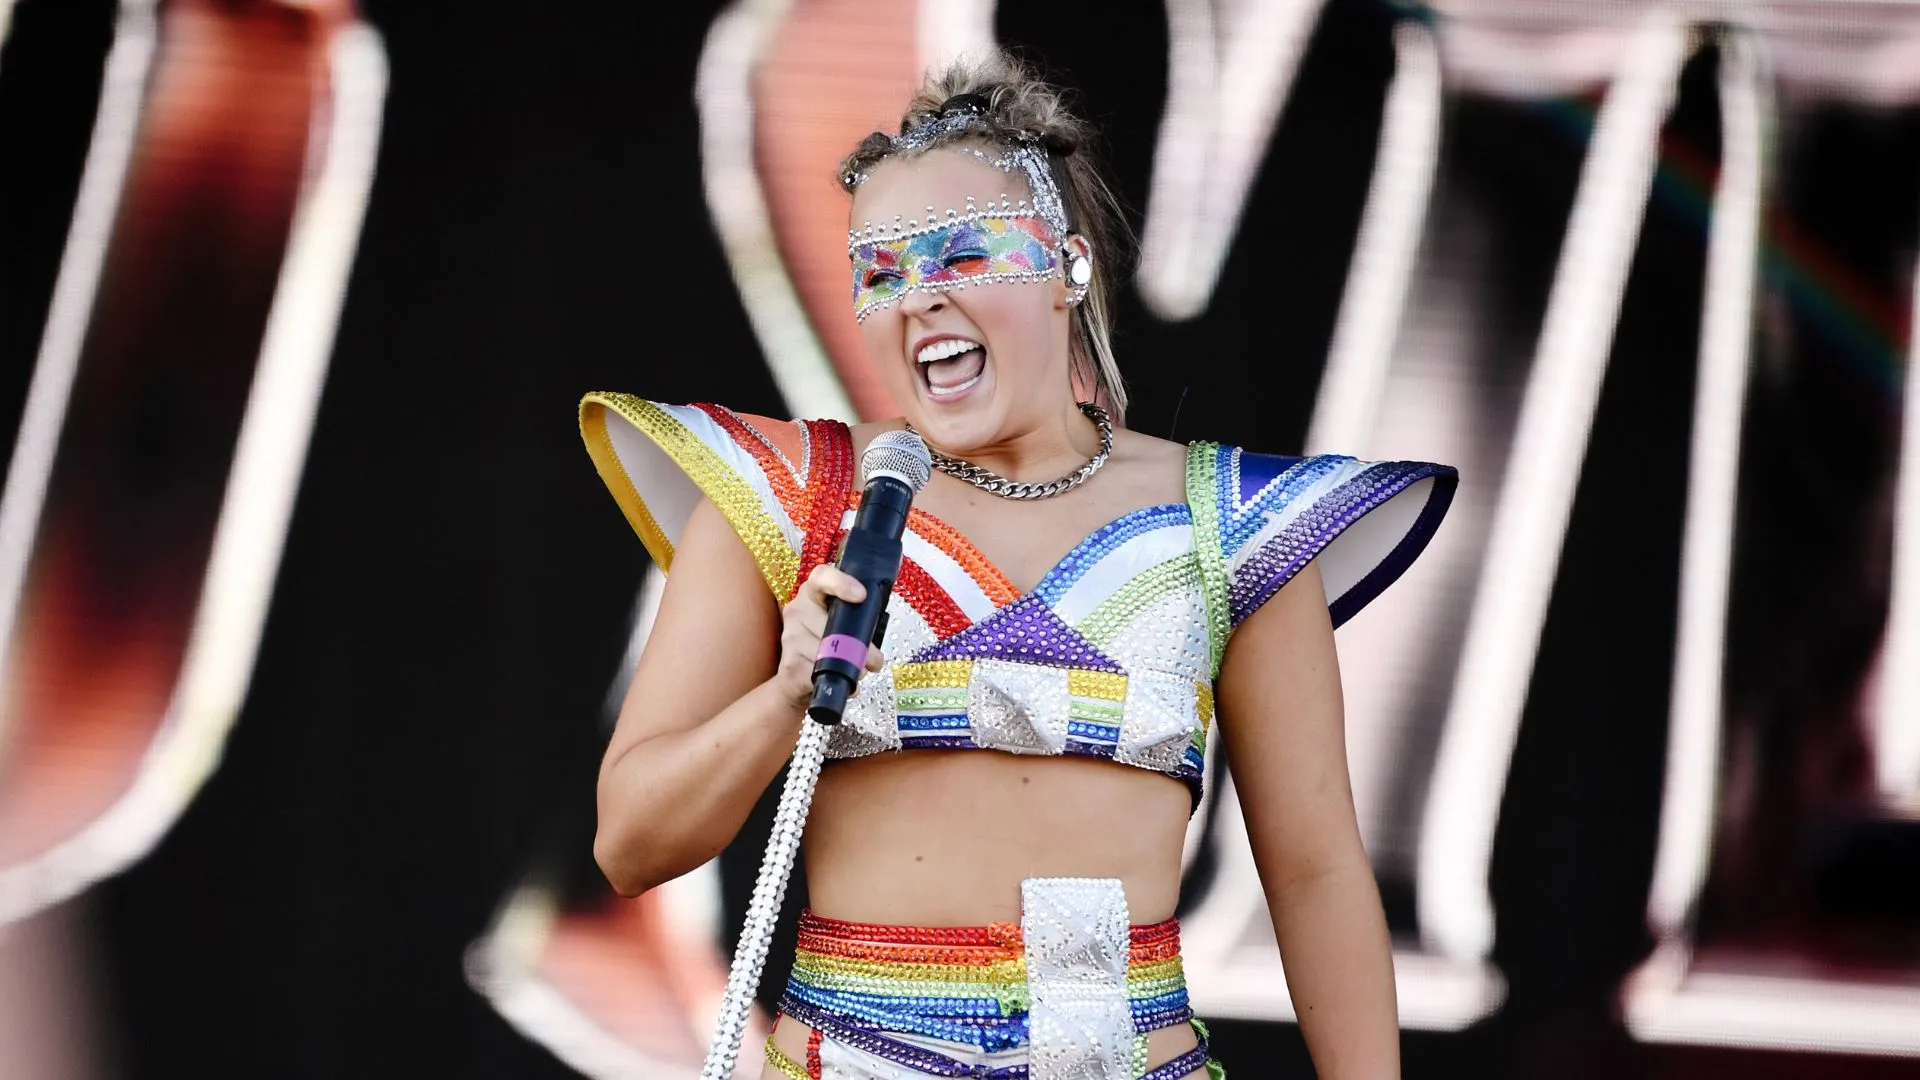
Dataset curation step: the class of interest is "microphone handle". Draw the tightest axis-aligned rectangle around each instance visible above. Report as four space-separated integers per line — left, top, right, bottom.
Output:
807 527 900 724
807 474 915 724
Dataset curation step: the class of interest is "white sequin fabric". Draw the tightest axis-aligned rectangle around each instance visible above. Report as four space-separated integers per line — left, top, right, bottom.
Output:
969 660 1073 754
1115 671 1200 774
1022 877 1135 1080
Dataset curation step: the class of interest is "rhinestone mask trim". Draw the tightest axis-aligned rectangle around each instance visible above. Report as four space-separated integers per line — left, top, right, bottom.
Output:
849 200 1062 321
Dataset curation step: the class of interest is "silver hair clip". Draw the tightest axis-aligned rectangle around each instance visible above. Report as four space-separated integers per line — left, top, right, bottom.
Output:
845 100 1072 242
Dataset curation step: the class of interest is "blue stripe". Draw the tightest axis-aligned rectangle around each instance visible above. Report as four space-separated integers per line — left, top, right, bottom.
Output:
896 712 970 731
1131 990 1191 1015
787 984 1010 1020
1221 452 1348 554
1068 720 1120 742
783 985 1026 1050
1031 502 1192 604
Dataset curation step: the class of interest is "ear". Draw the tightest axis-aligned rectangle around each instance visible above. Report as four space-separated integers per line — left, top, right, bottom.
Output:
1056 233 1095 310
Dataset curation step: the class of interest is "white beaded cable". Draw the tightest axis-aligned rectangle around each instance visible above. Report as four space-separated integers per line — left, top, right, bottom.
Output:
698 719 831 1080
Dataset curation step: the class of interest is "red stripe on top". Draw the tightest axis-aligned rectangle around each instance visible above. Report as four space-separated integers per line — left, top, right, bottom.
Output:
894 558 973 641
844 488 1017 638
796 418 854 595
692 404 804 513
690 405 855 603
905 506 1021 608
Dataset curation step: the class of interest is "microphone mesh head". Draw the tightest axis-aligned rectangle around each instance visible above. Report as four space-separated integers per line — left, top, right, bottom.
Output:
861 429 933 492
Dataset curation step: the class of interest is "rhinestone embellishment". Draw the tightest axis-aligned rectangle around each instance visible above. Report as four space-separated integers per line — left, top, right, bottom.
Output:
1023 878 1134 1080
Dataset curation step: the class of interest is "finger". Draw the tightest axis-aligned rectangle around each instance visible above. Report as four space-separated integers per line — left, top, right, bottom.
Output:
810 566 868 606
779 663 814 707
794 603 827 639
800 562 842 599
780 623 817 670
864 645 885 673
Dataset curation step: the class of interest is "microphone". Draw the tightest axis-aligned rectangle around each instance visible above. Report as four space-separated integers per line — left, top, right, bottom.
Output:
808 429 933 724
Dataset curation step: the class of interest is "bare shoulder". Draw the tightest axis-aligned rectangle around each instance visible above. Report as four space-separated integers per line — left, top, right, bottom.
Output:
849 418 903 445
1112 425 1187 464
1110 425 1190 502
848 417 913 457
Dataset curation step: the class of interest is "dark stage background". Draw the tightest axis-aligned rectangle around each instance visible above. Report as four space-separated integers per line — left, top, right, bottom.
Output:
1 0 1916 1077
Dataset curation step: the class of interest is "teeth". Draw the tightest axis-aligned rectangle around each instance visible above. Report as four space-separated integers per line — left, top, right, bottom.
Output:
928 372 982 397
916 338 982 364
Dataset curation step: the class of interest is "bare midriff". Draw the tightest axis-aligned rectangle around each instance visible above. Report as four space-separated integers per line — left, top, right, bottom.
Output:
763 749 1205 1077
804 749 1193 922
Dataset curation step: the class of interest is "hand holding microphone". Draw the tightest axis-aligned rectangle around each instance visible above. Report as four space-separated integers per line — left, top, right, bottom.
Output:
803 430 931 724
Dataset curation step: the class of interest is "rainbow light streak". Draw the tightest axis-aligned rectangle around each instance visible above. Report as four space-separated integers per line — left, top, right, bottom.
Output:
1539 96 1909 397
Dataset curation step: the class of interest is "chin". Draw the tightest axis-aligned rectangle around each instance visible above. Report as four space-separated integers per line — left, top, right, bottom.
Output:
914 401 1003 455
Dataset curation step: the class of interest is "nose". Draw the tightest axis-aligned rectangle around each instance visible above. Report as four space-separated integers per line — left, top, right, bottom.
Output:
899 287 946 317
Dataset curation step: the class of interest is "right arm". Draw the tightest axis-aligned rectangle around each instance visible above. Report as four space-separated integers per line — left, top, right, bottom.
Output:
593 496 873 896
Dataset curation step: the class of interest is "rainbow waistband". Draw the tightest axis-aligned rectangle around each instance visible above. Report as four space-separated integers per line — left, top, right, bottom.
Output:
779 910 1201 1076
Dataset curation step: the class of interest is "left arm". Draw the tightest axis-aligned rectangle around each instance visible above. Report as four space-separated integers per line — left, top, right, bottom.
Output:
1215 560 1399 1079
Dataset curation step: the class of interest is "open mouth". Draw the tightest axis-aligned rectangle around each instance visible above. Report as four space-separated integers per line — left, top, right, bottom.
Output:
916 336 986 398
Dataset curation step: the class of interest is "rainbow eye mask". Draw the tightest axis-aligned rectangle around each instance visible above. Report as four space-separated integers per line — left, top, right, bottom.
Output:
848 200 1062 321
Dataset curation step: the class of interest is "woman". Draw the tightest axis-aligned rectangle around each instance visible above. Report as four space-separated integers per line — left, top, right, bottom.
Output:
581 52 1455 1080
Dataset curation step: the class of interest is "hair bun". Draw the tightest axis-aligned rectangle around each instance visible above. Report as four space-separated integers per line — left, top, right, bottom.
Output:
937 92 993 119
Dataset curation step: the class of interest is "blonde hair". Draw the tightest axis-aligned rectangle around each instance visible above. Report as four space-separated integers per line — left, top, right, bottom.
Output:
839 51 1134 418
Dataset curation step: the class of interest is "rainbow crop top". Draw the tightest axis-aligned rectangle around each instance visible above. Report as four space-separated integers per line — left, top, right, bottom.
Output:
579 395 1457 802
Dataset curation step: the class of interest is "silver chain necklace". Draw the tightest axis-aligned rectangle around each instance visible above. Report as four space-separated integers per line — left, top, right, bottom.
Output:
909 402 1114 500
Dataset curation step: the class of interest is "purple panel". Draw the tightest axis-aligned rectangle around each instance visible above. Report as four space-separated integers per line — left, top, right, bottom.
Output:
912 594 1123 672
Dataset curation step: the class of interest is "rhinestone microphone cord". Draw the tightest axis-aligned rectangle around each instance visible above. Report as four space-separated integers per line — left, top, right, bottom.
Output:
698 719 831 1080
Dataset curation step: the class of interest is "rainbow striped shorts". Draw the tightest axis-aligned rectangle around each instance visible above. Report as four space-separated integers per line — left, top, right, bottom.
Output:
764 877 1223 1079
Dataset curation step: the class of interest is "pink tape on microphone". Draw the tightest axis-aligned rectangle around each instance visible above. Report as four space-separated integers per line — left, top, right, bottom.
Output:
817 634 870 666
